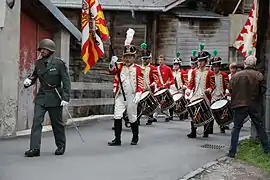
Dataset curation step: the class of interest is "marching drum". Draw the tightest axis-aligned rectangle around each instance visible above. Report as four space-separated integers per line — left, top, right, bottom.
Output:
186 98 214 127
169 89 179 96
154 89 175 110
138 91 159 116
210 99 233 127
173 93 188 115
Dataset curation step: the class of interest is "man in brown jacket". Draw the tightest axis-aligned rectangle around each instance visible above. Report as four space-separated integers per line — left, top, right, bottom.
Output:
227 54 269 158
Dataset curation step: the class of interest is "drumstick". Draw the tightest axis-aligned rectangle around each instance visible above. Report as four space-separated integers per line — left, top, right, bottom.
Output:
194 107 201 119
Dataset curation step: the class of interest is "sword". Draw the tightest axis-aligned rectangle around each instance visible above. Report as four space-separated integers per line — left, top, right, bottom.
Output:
54 88 85 143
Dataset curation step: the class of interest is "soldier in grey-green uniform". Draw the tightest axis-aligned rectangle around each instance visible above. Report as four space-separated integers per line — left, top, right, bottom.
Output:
23 39 71 157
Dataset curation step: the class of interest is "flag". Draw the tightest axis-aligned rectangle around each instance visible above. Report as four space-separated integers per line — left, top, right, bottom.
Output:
233 0 258 57
81 0 109 73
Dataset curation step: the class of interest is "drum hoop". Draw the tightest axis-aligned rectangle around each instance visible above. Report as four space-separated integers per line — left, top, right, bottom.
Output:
193 116 214 128
154 88 168 96
210 99 229 110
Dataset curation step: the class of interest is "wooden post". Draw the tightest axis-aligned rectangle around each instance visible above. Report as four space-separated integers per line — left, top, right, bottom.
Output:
253 0 269 140
151 13 157 65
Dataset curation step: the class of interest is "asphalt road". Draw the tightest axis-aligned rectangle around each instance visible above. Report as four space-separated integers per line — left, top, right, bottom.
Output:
0 117 250 180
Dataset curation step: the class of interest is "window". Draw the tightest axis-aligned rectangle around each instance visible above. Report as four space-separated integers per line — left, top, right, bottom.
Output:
229 46 244 64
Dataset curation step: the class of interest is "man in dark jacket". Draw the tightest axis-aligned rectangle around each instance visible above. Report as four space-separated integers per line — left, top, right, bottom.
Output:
23 39 71 157
227 54 269 158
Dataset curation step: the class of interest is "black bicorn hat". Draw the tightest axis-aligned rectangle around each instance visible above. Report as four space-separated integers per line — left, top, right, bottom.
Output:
123 45 137 56
190 50 198 64
197 43 211 61
140 42 152 59
210 49 222 66
173 52 182 65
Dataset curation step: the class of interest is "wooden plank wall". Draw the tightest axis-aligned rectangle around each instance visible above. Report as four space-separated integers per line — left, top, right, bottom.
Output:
68 11 152 118
157 14 229 67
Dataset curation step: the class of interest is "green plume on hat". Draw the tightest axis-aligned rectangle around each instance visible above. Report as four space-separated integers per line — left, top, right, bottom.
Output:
176 52 181 58
192 50 197 56
247 50 253 56
199 43 205 51
212 49 218 56
140 42 147 50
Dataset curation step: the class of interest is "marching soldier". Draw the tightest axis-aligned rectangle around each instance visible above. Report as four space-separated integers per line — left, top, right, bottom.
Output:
210 49 230 133
154 55 175 122
185 50 198 100
108 28 144 146
140 42 159 125
186 43 215 138
170 52 188 120
23 39 71 157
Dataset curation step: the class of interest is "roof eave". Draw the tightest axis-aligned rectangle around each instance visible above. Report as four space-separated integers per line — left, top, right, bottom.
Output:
53 3 165 11
39 0 81 41
163 0 187 12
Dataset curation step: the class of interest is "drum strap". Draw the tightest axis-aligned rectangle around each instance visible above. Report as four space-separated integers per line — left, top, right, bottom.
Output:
157 66 164 85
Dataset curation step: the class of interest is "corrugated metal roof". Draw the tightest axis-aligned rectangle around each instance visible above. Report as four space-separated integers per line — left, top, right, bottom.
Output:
51 0 181 11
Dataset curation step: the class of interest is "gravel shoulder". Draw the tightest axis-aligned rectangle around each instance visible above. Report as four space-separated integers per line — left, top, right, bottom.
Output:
192 158 270 180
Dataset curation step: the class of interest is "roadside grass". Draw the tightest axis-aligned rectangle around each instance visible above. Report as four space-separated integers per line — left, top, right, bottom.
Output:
237 139 270 173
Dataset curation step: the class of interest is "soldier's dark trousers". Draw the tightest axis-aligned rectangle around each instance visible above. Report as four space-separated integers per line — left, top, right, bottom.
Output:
229 103 270 156
30 104 66 150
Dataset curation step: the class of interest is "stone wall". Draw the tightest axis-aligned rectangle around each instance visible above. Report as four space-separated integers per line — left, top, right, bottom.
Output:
0 0 21 137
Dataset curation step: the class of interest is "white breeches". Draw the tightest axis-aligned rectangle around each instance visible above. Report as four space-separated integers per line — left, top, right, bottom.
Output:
114 93 138 123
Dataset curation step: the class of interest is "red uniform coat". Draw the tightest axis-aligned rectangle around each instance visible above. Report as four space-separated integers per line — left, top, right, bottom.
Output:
187 68 215 101
212 71 229 94
142 64 159 93
109 62 144 96
172 69 187 89
157 64 175 89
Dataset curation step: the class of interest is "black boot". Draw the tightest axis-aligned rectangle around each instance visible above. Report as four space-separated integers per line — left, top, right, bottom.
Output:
55 146 65 155
187 122 197 138
220 125 226 133
208 121 214 134
108 119 122 146
131 122 139 145
187 127 197 138
203 124 209 138
146 119 153 125
24 149 40 157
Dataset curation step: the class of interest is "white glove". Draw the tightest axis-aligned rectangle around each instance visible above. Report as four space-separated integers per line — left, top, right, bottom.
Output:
132 93 141 104
60 100 69 106
110 56 118 65
24 78 32 86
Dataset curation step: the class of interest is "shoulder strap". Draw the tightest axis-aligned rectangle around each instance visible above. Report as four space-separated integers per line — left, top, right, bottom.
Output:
157 66 164 85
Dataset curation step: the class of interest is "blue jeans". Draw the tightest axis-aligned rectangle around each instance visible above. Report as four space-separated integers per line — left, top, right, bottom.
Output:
229 104 270 155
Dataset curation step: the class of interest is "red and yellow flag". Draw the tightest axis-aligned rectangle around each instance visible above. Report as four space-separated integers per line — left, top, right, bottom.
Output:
81 0 109 73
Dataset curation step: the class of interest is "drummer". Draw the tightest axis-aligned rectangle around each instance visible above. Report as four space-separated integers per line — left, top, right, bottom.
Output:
170 52 188 120
185 50 198 100
186 43 215 138
140 42 159 125
154 55 175 122
210 49 230 133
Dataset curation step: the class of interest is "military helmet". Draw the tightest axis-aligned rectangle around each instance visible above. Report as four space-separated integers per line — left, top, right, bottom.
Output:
38 39 56 52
